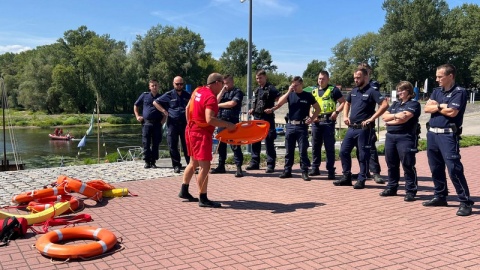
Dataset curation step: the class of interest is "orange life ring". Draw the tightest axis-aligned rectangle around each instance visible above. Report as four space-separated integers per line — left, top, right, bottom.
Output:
27 195 81 214
12 187 67 204
64 178 102 201
35 226 117 259
215 120 270 145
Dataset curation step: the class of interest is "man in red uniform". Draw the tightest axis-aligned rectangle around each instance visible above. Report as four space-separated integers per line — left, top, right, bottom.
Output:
178 73 236 208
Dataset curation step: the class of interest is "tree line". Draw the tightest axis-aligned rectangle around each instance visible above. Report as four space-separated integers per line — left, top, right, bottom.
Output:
0 0 479 115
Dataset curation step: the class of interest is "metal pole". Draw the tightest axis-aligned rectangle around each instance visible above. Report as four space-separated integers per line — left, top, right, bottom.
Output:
97 93 100 164
1 78 7 171
243 0 253 153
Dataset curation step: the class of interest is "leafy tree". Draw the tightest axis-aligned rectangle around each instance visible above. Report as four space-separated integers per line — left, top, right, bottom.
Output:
219 38 258 77
444 4 480 87
254 49 277 72
377 0 450 88
329 38 355 88
302 60 327 87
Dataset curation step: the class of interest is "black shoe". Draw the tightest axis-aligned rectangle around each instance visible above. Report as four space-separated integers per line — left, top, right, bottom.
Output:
235 167 243 178
178 193 199 202
373 173 385 184
308 168 320 176
279 172 292 179
174 166 181 173
302 171 310 181
327 172 336 180
353 180 365 189
246 164 260 170
144 162 151 169
265 167 274 173
456 204 473 216
379 189 397 197
210 166 226 174
199 200 222 208
404 193 416 202
150 163 158 169
333 174 352 186
422 197 448 207
366 172 372 178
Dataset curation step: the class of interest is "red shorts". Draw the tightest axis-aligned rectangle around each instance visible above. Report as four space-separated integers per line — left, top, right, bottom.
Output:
186 130 213 161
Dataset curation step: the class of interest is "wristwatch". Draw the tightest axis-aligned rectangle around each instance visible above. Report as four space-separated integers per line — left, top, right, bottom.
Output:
335 110 340 115
437 104 443 111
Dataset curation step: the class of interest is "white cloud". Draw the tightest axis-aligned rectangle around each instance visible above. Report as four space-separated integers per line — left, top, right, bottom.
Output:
0 45 32 54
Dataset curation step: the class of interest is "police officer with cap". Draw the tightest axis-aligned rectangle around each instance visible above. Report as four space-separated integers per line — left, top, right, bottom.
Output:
423 63 473 216
309 70 345 179
268 76 320 180
379 81 421 202
333 68 388 189
246 69 281 173
153 76 191 173
210 74 245 177
134 79 165 169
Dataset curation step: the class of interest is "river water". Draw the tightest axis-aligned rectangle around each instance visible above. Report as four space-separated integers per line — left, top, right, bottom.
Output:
0 125 158 169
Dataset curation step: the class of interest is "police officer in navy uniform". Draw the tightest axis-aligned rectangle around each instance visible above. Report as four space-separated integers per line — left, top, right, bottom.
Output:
210 74 245 177
423 64 473 216
358 63 384 184
309 70 345 179
153 76 191 174
379 81 421 202
246 69 281 173
333 68 388 189
268 76 320 180
134 79 165 169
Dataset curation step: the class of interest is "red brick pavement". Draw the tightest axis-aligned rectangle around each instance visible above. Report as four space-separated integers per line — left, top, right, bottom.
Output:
2 146 480 269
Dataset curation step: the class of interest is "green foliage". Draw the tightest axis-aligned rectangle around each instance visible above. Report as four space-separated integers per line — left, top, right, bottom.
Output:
105 115 135 125
302 60 327 86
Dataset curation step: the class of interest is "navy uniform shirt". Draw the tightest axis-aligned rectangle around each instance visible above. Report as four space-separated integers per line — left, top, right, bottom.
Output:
346 84 385 124
428 84 467 128
219 87 244 121
287 91 317 121
253 82 281 120
370 80 380 91
386 99 421 133
155 89 191 123
134 92 163 121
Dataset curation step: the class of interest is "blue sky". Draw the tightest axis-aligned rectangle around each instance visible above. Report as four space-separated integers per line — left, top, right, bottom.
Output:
0 0 476 76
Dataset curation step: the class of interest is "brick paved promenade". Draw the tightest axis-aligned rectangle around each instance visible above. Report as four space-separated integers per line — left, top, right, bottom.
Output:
1 146 480 269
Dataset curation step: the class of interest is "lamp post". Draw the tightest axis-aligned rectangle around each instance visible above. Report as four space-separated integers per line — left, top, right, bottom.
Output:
241 0 253 153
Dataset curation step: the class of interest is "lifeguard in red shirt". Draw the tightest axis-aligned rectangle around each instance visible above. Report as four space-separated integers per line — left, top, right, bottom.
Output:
178 73 236 208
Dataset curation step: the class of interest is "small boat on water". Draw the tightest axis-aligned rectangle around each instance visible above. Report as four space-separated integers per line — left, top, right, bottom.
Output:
49 134 74 140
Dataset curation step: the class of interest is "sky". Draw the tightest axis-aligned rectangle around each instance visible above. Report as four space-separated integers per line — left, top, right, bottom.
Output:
0 0 477 76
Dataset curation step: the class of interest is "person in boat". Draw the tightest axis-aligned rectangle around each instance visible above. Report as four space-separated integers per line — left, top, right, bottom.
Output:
59 129 63 135
179 73 236 208
267 76 320 181
153 76 191 174
54 128 60 136
246 69 281 173
134 79 164 169
210 74 244 178
309 70 345 180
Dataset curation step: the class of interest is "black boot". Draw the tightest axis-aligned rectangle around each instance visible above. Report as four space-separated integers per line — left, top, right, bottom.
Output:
333 173 352 186
235 166 243 178
144 161 151 169
199 193 221 208
210 164 226 174
178 184 199 202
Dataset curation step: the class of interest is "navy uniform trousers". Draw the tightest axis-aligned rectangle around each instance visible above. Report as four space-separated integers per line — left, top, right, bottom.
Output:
167 121 189 168
216 126 244 166
340 127 372 181
284 123 310 173
384 133 418 194
311 121 336 173
427 131 472 204
251 120 277 169
143 121 162 163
